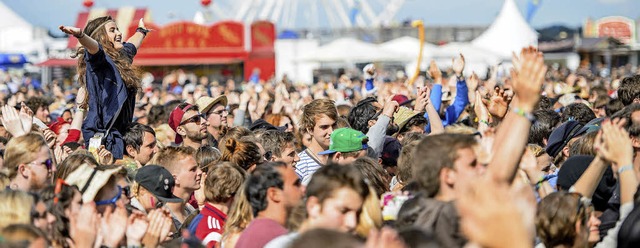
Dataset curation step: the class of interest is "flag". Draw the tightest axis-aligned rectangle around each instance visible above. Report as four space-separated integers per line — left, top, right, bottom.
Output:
526 0 541 23
349 7 359 25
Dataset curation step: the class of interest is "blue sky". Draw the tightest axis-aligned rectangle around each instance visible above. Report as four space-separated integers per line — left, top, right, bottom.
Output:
2 0 639 33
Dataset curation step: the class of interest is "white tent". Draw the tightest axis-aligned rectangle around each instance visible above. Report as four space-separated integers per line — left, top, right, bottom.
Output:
0 1 35 53
297 38 404 63
380 36 440 61
471 0 538 58
403 42 501 76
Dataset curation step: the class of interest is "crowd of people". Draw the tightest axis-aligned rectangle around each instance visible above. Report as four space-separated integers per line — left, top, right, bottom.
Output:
0 15 640 248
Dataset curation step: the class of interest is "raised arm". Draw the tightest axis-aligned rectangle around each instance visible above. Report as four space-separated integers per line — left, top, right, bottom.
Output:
127 18 148 50
487 47 547 184
443 54 470 126
415 86 444 135
59 25 100 55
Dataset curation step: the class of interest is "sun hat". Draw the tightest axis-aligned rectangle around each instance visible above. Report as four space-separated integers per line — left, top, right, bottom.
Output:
64 164 122 203
393 106 420 134
196 95 228 114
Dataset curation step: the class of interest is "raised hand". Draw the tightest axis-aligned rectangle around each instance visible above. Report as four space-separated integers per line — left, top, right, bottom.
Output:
596 118 633 168
70 202 99 248
510 47 547 111
452 54 465 77
427 60 442 84
126 212 149 246
1 104 31 137
474 91 489 124
363 63 376 80
59 25 83 38
142 209 172 248
382 95 400 118
483 87 512 118
138 18 147 29
467 72 479 92
457 177 532 248
101 201 128 248
413 87 429 113
19 102 35 131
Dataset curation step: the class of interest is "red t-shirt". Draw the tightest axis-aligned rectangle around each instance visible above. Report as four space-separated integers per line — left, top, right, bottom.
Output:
195 203 227 248
235 218 288 248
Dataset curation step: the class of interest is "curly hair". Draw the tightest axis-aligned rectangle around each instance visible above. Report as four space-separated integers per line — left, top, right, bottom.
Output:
72 16 141 90
618 74 640 106
259 130 295 159
561 103 596 125
25 96 50 116
347 97 378 134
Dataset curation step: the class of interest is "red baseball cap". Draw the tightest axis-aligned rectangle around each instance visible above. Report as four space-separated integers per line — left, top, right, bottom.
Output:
168 104 194 144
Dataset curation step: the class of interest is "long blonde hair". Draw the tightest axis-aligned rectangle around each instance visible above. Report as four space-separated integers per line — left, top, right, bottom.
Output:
0 190 35 229
72 16 141 90
355 186 383 238
221 180 253 246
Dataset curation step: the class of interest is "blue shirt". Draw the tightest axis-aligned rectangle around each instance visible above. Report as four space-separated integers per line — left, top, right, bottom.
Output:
82 43 137 159
424 79 469 133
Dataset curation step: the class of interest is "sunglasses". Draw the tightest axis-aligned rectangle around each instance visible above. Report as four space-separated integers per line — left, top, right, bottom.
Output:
207 109 228 118
31 158 53 171
95 186 122 206
180 113 205 126
31 209 47 220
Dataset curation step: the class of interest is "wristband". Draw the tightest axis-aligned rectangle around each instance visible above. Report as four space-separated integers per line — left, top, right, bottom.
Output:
618 164 633 174
479 119 490 125
533 174 556 188
136 27 150 37
74 32 85 39
513 107 536 122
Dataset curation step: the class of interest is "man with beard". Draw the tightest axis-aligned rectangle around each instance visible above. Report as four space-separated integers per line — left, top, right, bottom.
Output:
196 95 228 148
169 102 209 150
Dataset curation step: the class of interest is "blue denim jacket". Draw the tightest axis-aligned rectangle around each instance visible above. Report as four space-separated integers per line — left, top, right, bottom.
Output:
81 43 137 159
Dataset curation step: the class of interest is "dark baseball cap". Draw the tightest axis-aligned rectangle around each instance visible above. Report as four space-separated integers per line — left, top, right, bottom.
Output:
545 120 584 158
134 165 183 203
249 119 286 132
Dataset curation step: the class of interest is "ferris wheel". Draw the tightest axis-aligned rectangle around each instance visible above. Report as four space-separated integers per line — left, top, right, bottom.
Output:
195 0 406 29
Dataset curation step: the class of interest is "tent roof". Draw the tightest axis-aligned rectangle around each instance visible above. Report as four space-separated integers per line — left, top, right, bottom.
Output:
471 0 537 58
380 36 439 59
0 1 31 29
298 38 404 63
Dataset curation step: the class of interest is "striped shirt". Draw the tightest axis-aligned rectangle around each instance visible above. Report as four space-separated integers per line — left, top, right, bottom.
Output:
295 149 323 184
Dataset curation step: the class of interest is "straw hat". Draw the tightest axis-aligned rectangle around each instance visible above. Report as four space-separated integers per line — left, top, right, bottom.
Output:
196 95 228 114
65 164 122 203
393 106 420 134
